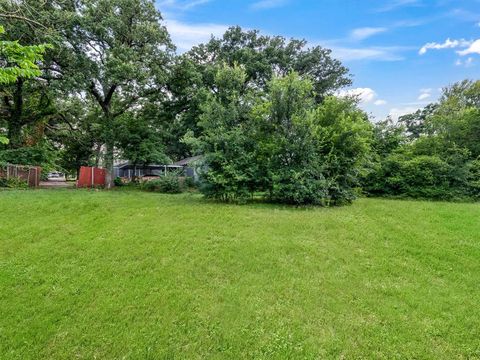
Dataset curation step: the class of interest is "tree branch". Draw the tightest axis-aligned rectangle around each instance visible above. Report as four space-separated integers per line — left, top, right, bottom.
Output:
0 13 47 29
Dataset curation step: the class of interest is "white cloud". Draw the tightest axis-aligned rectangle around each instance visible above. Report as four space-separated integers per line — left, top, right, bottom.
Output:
331 46 406 61
376 0 421 12
389 106 419 121
457 39 480 56
158 0 211 10
250 0 288 10
350 27 387 40
417 88 432 100
337 87 386 106
455 57 475 67
165 19 228 51
337 88 376 103
419 38 472 55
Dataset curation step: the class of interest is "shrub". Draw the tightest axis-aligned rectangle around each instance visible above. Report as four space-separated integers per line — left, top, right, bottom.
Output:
114 177 124 187
141 175 183 194
184 176 197 189
364 152 470 200
467 158 480 199
0 176 28 189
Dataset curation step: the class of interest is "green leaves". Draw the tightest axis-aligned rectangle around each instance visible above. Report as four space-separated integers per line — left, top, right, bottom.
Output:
0 136 9 145
195 68 372 206
0 26 51 84
256 74 372 205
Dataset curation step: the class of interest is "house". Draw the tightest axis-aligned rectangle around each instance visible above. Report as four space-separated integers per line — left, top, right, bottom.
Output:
172 155 202 180
113 156 202 181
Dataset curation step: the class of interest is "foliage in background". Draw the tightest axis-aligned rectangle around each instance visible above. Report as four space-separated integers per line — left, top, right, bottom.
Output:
58 0 174 186
0 142 58 177
363 80 480 200
116 112 170 169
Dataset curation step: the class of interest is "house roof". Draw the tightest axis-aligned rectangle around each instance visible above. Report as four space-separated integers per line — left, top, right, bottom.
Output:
172 156 202 167
114 162 182 170
114 156 202 169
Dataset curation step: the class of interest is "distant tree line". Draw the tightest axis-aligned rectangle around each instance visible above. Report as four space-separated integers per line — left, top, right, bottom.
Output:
0 0 479 204
363 80 480 201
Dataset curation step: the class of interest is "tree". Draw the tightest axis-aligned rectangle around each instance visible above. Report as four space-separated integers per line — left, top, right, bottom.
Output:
362 79 480 200
188 26 351 97
431 80 480 158
255 73 372 205
185 64 258 202
62 0 174 186
116 112 170 176
398 103 437 140
192 67 372 205
0 24 50 145
0 25 49 84
163 26 352 160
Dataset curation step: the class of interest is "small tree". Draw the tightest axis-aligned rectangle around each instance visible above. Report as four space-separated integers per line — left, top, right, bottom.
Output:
255 73 372 205
192 68 372 206
186 64 258 202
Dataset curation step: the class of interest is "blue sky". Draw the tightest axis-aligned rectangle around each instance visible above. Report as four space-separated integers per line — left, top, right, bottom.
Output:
156 0 480 121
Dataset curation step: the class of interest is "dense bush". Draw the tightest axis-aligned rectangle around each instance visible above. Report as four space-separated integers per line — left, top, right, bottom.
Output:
364 153 468 199
186 64 258 203
257 83 372 206
467 158 480 199
191 67 372 205
141 175 183 194
184 176 197 189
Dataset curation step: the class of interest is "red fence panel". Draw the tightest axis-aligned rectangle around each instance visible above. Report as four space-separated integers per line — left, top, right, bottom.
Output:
77 166 106 188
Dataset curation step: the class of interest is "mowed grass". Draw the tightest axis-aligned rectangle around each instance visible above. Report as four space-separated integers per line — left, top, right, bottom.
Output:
0 189 479 359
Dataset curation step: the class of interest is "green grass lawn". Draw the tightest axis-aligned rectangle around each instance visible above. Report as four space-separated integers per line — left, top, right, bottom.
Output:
1 189 479 359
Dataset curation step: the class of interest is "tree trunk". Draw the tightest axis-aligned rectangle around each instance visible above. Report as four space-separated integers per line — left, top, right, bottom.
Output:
104 137 114 189
7 122 23 149
7 79 24 148
90 83 117 188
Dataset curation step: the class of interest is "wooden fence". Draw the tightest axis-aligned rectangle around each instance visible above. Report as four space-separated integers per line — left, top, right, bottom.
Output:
0 164 42 188
77 166 106 188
